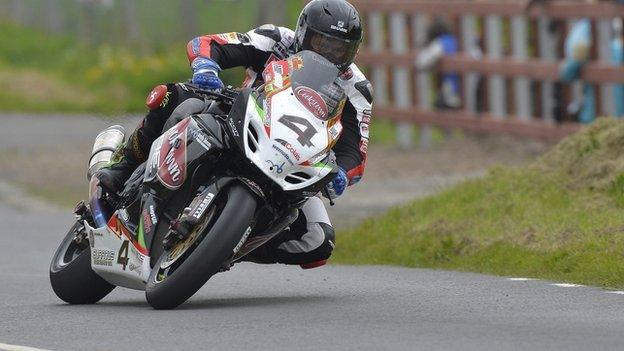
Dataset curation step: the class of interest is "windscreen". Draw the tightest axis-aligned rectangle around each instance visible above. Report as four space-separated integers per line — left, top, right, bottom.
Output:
289 51 345 121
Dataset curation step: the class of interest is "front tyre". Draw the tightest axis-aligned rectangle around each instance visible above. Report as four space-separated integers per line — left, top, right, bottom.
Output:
49 221 115 304
145 184 257 309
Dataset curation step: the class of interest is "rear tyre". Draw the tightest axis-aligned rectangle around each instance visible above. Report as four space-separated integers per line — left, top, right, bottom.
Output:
49 221 115 304
145 184 257 309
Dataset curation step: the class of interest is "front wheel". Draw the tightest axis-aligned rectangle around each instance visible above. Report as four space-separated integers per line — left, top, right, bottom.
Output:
49 221 115 304
145 184 257 309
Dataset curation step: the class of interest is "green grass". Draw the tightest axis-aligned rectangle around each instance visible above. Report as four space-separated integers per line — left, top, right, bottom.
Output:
0 15 276 114
369 119 448 145
334 118 624 289
0 1 307 114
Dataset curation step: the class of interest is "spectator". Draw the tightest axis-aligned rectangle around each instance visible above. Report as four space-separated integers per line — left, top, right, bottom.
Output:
416 17 461 110
559 18 596 123
612 17 624 117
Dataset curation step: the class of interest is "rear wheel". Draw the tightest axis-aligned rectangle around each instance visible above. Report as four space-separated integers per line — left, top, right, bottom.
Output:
145 184 257 309
49 221 115 304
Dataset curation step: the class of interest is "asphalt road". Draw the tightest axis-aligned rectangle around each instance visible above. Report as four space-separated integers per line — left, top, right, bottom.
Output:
2 202 624 351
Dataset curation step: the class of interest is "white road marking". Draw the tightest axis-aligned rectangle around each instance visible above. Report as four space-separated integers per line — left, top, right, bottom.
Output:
506 278 623 295
0 342 53 351
550 283 584 288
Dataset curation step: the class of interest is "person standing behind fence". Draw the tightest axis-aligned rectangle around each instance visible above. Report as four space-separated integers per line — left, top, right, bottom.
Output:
559 18 596 124
415 17 461 110
612 17 624 117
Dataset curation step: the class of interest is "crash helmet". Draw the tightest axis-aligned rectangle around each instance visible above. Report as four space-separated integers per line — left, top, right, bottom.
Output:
294 0 363 72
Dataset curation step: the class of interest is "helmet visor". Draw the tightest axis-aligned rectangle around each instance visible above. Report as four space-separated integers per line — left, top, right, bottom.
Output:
301 27 359 70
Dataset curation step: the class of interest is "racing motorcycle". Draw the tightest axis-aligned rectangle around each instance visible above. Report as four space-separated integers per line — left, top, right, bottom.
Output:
49 50 344 309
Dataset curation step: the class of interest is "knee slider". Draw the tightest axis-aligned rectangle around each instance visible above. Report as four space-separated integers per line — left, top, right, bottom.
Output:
317 222 335 259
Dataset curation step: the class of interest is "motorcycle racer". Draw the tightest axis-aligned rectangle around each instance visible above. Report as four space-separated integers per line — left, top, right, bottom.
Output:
97 0 373 269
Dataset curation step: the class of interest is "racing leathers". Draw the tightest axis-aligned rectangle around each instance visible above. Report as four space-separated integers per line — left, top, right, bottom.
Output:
125 24 373 268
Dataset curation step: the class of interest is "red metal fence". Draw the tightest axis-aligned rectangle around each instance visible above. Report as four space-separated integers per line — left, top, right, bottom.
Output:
350 0 624 142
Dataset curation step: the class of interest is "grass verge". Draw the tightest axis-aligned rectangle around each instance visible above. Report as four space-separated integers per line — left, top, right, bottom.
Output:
334 118 624 289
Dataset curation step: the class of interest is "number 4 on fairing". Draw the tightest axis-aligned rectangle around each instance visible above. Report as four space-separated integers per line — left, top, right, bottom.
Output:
278 115 317 147
117 240 129 270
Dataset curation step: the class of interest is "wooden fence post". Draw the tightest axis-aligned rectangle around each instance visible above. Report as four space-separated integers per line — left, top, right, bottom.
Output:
389 12 413 149
538 15 557 123
512 15 532 119
598 18 615 116
486 14 506 118
369 10 390 132
461 14 479 114
413 14 433 149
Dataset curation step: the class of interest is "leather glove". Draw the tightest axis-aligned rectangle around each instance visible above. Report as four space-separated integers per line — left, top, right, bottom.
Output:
191 57 224 91
325 167 348 199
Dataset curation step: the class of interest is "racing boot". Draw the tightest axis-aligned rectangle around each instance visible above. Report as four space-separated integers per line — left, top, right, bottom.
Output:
96 128 149 194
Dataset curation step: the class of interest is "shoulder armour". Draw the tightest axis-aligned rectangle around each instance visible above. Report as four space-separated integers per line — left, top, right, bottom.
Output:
254 24 281 42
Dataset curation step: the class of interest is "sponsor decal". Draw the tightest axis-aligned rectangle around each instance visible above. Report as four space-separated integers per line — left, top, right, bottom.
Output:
146 85 168 110
239 177 266 198
261 98 272 135
360 138 369 154
294 86 328 120
192 193 215 219
275 138 301 161
142 209 153 233
92 249 115 267
164 149 181 181
148 138 163 171
219 32 241 44
149 205 157 224
191 129 212 151
119 209 129 222
129 262 142 273
272 144 294 166
233 227 253 254
274 41 290 59
359 121 370 139
362 109 372 124
157 119 190 190
290 55 304 70
331 21 348 33
107 214 124 239
130 244 144 264
229 118 240 137
160 91 172 108
266 160 285 174
264 53 280 68
329 122 343 140
272 62 284 76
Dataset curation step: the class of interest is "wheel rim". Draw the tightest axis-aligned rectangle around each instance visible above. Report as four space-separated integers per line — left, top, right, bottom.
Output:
152 197 225 285
54 222 89 270
160 205 217 269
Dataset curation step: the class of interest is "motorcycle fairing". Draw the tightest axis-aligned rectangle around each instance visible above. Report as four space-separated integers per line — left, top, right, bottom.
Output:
144 115 226 189
85 213 150 291
156 118 190 190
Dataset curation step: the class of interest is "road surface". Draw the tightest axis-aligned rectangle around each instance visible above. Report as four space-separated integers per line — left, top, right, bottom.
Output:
1 201 624 351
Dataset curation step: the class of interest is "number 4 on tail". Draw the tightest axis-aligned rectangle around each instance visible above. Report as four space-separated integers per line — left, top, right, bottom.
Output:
117 240 129 270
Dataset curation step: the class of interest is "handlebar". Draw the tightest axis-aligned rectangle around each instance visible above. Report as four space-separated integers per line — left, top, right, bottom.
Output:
183 83 239 104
